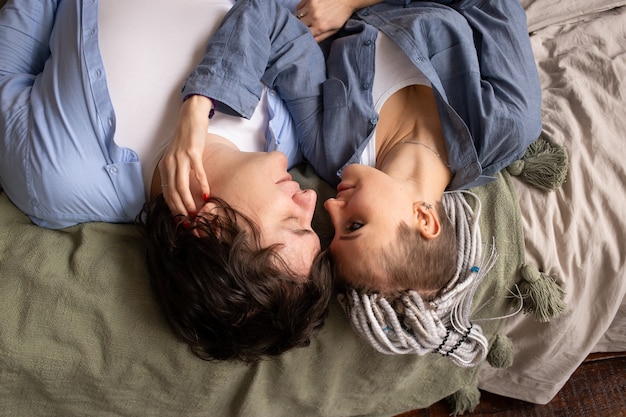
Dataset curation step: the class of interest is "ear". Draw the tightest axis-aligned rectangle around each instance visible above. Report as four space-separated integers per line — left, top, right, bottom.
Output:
413 201 441 239
192 202 222 238
197 201 221 217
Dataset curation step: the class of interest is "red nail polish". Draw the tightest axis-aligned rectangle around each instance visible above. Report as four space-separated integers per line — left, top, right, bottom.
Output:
189 211 196 218
183 220 191 229
203 193 209 202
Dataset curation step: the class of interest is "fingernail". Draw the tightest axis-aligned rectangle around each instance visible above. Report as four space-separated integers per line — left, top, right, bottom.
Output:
189 211 196 218
203 193 209 202
183 220 191 229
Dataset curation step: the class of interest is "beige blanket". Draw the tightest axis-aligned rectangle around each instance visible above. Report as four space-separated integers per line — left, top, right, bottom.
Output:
479 5 626 403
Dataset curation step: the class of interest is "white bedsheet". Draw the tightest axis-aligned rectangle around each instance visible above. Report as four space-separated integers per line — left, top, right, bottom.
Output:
478 6 626 404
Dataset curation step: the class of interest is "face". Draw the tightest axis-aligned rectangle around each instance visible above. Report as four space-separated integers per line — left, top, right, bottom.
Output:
323 164 419 287
198 151 320 276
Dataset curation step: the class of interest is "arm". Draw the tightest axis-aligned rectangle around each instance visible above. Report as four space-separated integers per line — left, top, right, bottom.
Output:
181 0 325 118
0 0 59 114
0 0 58 77
161 0 327 216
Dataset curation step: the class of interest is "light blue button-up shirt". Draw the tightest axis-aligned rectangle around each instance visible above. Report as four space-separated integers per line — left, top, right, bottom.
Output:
0 0 301 228
0 0 144 228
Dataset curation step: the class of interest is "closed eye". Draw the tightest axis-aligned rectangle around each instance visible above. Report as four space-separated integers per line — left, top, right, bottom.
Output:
284 216 316 236
347 222 364 232
291 228 315 236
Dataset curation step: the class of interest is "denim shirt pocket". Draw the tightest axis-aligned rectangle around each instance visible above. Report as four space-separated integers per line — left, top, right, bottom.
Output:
322 78 347 109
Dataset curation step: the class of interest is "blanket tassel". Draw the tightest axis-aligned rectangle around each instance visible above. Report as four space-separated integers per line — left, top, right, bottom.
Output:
519 264 566 322
447 385 481 416
507 136 569 192
487 333 514 368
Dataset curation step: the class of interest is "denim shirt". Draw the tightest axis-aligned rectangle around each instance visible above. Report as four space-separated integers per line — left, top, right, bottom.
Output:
182 0 542 188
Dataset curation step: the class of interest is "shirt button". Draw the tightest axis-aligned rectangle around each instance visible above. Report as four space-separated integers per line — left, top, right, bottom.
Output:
95 69 102 77
370 118 378 126
108 167 118 174
362 83 370 90
364 40 372 46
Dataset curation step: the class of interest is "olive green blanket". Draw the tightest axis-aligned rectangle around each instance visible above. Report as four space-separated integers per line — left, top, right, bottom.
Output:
0 166 524 417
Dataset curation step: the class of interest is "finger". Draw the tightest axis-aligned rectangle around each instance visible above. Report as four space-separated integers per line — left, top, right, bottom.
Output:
191 156 211 203
295 0 309 15
167 189 188 218
161 155 189 216
158 156 185 216
314 28 338 43
173 156 197 216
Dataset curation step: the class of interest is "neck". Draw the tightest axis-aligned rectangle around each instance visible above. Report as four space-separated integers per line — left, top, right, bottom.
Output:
379 141 451 202
373 84 451 201
199 138 241 183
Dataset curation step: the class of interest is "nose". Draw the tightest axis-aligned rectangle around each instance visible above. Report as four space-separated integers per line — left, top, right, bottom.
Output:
323 199 345 248
293 189 317 223
323 197 345 226
323 197 345 211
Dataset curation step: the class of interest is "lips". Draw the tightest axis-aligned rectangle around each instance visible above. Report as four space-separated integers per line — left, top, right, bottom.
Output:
335 182 355 199
337 182 354 193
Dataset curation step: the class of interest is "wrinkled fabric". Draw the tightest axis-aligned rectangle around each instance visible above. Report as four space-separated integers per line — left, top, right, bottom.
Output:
182 0 542 188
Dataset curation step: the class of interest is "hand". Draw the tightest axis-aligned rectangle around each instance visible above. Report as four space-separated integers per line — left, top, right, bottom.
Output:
159 95 213 216
295 0 382 42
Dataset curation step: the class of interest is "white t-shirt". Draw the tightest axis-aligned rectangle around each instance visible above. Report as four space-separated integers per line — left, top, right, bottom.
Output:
98 0 269 196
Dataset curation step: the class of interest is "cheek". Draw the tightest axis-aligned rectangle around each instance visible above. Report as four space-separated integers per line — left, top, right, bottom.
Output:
329 240 354 268
329 244 363 286
237 183 274 208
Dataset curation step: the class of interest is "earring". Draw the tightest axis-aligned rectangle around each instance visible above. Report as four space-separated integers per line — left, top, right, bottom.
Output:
421 202 433 210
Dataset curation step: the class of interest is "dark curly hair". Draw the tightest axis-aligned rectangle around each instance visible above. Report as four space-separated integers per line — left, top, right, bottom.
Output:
136 194 333 363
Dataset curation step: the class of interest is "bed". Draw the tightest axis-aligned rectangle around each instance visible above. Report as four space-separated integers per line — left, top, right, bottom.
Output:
0 0 624 416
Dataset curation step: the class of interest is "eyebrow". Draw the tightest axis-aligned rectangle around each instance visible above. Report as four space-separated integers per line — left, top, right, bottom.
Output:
339 233 362 241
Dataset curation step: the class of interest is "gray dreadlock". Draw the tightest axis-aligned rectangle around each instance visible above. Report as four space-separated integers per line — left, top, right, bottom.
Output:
338 191 497 367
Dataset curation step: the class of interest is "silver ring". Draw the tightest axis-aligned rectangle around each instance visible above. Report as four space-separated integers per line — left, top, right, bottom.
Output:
296 12 303 19
161 184 169 188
